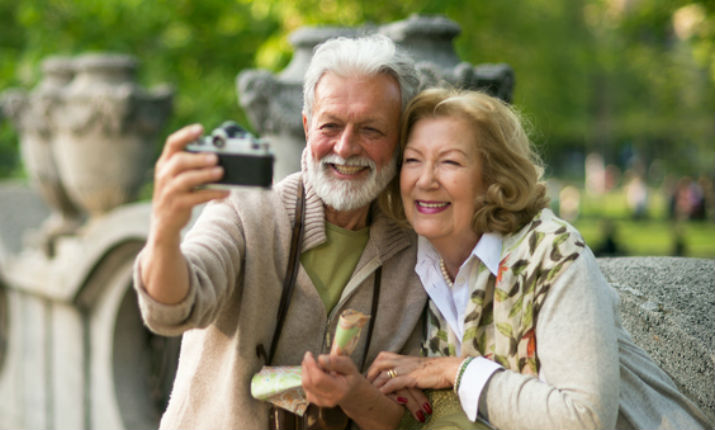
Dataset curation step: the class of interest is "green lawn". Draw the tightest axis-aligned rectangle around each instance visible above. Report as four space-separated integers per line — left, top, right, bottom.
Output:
574 218 714 258
566 187 714 259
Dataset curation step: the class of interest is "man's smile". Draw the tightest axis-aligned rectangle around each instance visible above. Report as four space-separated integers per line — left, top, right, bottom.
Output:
330 163 369 176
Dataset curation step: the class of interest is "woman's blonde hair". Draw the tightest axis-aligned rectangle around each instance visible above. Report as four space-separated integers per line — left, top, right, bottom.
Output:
379 88 549 235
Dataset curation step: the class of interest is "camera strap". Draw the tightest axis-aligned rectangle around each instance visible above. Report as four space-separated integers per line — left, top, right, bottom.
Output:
263 179 306 365
261 177 382 430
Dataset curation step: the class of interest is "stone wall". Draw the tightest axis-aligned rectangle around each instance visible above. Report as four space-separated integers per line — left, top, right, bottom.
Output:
599 257 715 422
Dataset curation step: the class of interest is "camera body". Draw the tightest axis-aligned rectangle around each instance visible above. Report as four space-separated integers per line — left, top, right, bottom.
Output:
185 121 274 188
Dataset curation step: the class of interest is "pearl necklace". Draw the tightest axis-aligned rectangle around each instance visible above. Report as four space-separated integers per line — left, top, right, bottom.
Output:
439 258 454 287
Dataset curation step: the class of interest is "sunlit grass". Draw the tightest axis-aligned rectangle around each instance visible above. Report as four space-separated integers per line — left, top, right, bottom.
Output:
569 187 714 258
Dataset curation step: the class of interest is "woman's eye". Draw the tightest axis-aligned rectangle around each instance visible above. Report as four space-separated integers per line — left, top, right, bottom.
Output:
443 159 461 166
403 157 419 164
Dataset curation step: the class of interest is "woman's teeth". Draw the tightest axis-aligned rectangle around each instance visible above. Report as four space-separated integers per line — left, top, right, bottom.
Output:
418 201 449 208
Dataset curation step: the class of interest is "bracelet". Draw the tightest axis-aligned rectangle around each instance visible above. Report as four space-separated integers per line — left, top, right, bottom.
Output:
453 356 475 394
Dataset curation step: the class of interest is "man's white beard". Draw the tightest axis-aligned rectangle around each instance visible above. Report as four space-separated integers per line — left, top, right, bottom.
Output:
306 153 396 212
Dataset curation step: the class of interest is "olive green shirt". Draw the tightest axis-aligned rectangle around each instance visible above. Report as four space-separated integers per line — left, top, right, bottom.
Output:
300 222 369 313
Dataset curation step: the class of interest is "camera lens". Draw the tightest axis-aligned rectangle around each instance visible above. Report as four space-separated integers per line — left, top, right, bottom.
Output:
212 134 226 148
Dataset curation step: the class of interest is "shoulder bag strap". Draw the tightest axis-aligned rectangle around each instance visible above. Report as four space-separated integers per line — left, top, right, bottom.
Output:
359 266 381 372
265 179 305 365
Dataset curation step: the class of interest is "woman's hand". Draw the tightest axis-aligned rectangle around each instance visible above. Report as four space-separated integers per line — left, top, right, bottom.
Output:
367 351 463 394
390 387 433 424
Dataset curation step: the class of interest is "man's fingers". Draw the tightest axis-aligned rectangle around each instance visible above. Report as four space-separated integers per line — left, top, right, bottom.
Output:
161 124 204 160
167 166 225 194
317 354 357 375
302 352 332 388
301 352 318 388
302 352 342 408
156 151 220 185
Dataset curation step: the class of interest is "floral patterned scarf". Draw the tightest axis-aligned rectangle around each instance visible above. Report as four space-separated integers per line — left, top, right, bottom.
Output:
423 209 586 375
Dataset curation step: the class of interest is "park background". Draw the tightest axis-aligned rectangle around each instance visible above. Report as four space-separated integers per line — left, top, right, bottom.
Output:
1 0 713 258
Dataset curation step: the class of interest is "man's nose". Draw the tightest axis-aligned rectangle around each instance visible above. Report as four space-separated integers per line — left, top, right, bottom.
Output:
334 126 361 159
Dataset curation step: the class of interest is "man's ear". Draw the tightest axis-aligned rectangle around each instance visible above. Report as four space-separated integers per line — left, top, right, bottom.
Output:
302 113 309 140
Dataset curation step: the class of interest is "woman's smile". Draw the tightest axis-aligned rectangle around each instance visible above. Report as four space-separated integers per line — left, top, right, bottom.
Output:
415 200 451 214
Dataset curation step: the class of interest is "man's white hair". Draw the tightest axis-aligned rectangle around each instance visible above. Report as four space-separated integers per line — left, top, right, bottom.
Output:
302 34 419 122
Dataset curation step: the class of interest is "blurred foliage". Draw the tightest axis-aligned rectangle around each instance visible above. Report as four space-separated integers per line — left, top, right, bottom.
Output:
0 0 713 182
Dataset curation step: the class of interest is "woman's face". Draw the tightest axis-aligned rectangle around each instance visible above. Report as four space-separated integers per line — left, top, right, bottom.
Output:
400 116 484 248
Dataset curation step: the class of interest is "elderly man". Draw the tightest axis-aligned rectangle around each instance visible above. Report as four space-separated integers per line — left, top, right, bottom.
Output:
134 35 428 429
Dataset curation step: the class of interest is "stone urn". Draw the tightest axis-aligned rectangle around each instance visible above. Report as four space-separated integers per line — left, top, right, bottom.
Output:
237 26 357 180
379 14 515 102
0 56 83 253
52 53 172 219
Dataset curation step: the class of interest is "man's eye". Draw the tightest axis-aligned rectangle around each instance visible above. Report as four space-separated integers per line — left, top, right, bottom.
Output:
363 127 384 136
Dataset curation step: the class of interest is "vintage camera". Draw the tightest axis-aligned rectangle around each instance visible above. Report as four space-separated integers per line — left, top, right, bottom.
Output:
185 121 274 188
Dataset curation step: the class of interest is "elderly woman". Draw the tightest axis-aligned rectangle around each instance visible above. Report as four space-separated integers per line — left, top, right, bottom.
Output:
359 88 712 429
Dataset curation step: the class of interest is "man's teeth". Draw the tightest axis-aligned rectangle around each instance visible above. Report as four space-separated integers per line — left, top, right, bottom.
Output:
333 164 365 174
418 201 449 208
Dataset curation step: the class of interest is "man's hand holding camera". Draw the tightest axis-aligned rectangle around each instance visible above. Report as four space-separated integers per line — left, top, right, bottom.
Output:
141 124 229 305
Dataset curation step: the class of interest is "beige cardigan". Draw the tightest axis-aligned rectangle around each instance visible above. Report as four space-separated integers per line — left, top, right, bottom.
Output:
134 172 427 429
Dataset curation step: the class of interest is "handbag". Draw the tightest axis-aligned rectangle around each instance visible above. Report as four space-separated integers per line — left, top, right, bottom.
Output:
258 179 382 430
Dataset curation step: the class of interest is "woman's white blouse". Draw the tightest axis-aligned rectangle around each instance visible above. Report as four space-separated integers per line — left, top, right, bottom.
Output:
414 234 504 421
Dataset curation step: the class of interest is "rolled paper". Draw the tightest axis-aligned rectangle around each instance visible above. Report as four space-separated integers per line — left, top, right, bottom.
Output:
330 309 370 356
250 308 370 416
250 365 309 415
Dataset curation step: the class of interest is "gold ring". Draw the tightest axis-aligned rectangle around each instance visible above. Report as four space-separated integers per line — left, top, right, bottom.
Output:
387 369 397 379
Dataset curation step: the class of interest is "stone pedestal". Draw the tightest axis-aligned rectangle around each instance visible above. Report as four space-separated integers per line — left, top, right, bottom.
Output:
0 185 180 429
0 52 175 430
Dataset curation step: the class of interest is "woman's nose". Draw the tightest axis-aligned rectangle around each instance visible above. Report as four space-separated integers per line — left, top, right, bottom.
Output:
416 164 438 189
